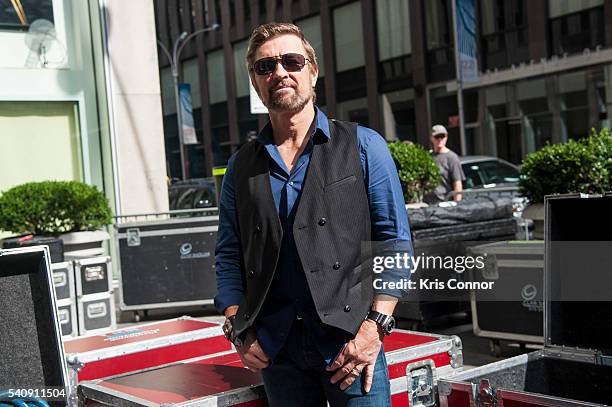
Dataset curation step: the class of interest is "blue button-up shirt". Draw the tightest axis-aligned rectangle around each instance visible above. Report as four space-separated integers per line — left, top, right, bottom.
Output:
215 107 412 362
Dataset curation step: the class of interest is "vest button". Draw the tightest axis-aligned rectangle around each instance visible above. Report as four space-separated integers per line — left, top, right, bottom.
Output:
333 262 341 270
244 313 250 320
255 224 262 232
318 217 327 226
344 305 351 312
248 269 255 278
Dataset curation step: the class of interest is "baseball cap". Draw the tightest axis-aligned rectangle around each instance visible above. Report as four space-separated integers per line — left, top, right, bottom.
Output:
432 125 447 136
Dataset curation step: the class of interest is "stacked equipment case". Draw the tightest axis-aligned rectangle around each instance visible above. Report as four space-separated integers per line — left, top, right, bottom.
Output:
0 247 70 406
78 329 464 406
467 240 544 355
53 261 78 338
63 317 229 398
438 193 612 406
114 210 218 320
73 257 115 335
52 257 116 338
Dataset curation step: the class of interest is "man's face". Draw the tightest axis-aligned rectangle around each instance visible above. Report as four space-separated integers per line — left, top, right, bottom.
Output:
431 132 448 149
250 34 318 113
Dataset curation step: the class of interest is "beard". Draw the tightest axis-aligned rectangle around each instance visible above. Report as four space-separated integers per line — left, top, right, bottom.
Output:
266 79 313 113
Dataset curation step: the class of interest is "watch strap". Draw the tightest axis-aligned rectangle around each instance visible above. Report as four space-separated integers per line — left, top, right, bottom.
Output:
366 310 394 335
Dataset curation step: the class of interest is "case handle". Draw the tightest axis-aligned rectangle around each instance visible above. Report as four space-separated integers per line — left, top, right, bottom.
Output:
86 302 107 319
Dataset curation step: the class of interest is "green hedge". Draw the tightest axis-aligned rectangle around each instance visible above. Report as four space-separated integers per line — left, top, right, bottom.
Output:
0 181 112 235
388 141 441 203
519 128 612 203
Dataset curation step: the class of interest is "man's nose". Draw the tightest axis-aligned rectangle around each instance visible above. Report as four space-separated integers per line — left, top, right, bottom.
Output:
271 60 289 78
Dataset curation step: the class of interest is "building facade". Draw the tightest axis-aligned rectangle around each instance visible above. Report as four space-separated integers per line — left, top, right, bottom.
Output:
155 0 612 178
0 0 169 216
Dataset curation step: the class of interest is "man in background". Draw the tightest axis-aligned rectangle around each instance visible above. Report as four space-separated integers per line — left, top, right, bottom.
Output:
426 124 465 203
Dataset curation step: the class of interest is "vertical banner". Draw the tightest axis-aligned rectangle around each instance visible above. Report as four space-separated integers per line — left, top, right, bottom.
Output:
178 83 198 144
456 0 479 83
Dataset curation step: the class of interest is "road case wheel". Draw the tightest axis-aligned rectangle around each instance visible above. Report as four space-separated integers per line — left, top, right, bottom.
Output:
489 339 502 357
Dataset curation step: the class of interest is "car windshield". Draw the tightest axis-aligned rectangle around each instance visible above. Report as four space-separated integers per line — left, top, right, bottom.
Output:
462 160 520 188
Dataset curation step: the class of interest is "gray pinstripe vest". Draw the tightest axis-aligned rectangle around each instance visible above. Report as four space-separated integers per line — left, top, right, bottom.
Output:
232 119 372 337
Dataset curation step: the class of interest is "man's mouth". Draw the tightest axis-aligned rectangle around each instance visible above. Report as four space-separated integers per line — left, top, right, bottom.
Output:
272 82 295 92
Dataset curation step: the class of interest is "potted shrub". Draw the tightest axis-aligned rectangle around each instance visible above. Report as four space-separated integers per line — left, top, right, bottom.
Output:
388 141 441 205
519 128 611 238
0 181 113 259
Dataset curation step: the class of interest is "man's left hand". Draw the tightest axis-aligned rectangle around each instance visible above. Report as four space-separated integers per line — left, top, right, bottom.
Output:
325 319 383 392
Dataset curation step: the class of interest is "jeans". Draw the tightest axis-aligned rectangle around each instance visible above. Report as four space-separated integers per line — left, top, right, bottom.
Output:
261 319 391 407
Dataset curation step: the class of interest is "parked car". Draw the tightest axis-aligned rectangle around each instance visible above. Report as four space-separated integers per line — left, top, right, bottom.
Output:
460 155 520 191
458 156 527 222
168 178 217 210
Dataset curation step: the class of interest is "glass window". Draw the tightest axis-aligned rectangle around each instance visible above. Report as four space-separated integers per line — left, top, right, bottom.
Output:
207 49 227 103
337 97 369 126
549 0 603 18
183 59 201 108
600 65 612 130
425 0 452 50
0 0 54 31
297 15 325 77
376 0 411 61
517 78 552 154
483 85 522 163
0 101 82 192
333 2 365 72
160 67 176 115
380 89 415 142
517 78 547 114
233 40 249 98
480 0 527 33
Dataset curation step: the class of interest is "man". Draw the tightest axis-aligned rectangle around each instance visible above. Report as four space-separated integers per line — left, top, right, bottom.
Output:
426 125 465 202
215 22 412 406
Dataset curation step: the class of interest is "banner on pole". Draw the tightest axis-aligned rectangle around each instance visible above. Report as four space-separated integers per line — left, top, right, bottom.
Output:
179 83 198 144
456 0 479 83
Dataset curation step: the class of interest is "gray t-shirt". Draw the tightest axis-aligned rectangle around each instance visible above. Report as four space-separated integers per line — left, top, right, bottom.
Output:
427 149 466 202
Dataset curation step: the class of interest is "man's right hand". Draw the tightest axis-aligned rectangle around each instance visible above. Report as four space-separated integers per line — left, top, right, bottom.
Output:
235 329 270 372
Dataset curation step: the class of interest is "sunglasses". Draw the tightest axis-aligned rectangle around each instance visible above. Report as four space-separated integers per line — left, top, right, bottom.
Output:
433 134 447 139
252 53 309 75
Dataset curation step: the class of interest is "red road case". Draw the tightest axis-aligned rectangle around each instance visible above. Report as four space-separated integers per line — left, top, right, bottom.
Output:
438 194 612 406
78 329 462 406
64 316 230 395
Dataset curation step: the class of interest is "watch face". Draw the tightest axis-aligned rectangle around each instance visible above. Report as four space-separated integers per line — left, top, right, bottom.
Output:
233 337 243 347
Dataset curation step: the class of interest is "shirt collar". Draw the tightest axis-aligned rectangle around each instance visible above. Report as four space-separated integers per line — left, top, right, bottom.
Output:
257 106 331 146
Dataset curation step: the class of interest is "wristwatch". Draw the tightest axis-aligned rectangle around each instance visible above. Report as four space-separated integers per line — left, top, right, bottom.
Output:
366 310 396 336
222 315 245 347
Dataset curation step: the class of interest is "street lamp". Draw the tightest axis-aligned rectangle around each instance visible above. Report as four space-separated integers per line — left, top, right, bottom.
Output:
157 23 221 180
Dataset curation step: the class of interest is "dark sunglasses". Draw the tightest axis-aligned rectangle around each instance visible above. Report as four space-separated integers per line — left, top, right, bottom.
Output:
433 134 447 139
251 53 309 75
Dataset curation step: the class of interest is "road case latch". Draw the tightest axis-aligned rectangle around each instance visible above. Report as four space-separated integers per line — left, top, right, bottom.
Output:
126 228 141 247
449 335 464 368
476 379 497 407
597 354 612 367
407 359 437 407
